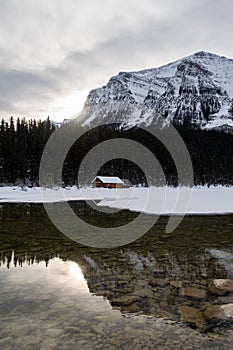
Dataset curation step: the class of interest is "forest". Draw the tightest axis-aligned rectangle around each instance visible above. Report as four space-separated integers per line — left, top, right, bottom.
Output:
0 116 232 187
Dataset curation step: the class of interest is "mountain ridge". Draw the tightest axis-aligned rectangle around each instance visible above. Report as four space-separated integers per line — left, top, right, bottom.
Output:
80 51 233 131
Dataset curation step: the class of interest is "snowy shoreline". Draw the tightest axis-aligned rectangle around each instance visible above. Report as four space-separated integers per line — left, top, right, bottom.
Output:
0 186 233 216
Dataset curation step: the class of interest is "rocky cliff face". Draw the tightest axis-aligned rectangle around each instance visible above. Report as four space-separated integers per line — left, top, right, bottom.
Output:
80 51 233 131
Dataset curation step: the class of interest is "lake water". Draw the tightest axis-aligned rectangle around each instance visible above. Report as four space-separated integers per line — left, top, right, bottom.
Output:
1 202 233 349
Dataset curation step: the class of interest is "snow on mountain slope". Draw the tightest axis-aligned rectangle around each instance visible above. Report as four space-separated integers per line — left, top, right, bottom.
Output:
79 51 233 131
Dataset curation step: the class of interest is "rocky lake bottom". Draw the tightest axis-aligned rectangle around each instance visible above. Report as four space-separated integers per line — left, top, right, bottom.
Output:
1 202 233 349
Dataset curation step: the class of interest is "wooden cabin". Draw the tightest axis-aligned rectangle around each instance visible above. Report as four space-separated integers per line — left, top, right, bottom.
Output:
92 176 124 189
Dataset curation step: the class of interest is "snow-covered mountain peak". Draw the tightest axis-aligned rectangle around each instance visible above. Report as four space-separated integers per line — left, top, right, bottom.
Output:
81 52 233 131
189 51 224 59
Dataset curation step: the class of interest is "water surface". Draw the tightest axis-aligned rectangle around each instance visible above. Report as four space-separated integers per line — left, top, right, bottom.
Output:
1 202 233 349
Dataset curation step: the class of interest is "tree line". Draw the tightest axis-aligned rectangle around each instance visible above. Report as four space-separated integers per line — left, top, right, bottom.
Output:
0 117 232 187
0 117 55 185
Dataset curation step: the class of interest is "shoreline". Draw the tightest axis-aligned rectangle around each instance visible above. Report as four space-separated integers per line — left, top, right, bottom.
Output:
0 186 233 216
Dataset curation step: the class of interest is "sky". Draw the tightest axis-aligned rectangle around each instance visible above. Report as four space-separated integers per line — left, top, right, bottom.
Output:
0 0 233 122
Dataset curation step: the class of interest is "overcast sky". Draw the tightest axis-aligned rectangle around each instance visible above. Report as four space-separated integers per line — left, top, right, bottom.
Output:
0 0 233 121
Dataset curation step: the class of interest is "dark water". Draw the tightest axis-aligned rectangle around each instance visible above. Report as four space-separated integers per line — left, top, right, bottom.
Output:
1 202 233 349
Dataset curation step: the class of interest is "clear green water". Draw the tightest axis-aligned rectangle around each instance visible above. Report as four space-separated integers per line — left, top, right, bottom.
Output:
1 202 233 349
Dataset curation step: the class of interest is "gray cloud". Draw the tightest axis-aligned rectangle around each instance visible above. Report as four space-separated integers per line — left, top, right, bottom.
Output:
0 0 232 120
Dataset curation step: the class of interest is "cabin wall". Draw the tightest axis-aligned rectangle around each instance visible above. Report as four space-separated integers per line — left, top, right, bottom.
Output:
93 181 103 188
92 181 123 188
116 184 123 188
104 183 116 188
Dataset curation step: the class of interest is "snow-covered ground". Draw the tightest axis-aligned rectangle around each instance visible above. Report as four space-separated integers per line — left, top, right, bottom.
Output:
0 186 232 215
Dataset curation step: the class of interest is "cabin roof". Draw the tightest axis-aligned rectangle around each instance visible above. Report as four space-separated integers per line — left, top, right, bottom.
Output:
92 176 124 184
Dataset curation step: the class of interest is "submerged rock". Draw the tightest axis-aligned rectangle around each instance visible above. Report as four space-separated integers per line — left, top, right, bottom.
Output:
178 305 207 331
149 279 169 287
132 287 154 298
170 281 182 289
208 279 233 295
218 295 233 303
204 303 233 322
182 287 207 300
111 296 136 307
125 303 141 313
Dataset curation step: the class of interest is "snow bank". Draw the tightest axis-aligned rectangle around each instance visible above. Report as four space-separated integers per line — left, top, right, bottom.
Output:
97 186 233 215
0 186 232 215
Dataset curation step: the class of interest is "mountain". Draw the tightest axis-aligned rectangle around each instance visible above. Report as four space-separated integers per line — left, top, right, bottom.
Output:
79 51 233 131
42 118 71 128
